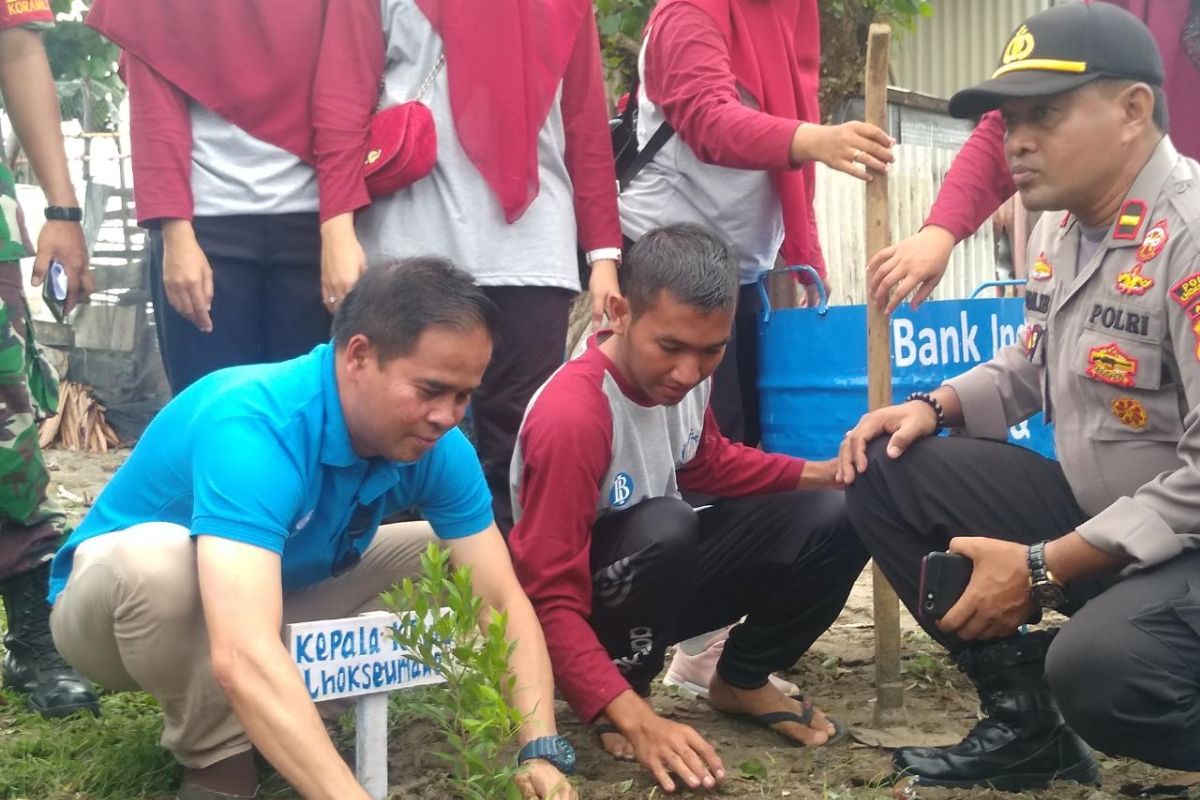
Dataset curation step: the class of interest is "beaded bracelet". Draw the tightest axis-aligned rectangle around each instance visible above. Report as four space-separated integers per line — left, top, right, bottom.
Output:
905 391 946 434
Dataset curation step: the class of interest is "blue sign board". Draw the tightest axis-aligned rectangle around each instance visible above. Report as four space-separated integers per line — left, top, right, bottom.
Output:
758 287 1054 461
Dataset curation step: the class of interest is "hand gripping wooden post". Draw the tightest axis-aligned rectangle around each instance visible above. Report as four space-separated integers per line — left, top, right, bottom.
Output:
864 22 906 728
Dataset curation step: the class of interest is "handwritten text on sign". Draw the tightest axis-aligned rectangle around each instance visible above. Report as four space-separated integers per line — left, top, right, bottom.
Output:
287 611 445 703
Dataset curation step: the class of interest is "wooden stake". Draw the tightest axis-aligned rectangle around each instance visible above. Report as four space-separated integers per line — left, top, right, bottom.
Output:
864 22 906 728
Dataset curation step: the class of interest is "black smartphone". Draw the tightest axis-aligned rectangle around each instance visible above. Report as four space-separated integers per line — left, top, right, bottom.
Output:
41 259 67 322
918 551 973 621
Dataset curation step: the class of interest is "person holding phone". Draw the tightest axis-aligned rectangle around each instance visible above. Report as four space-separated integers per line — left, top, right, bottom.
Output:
841 4 1200 790
0 1 98 721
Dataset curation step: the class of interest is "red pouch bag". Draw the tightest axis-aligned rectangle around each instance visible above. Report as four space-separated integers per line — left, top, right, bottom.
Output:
363 54 443 198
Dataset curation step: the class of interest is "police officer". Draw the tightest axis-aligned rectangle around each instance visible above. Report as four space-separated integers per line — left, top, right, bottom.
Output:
839 3 1200 790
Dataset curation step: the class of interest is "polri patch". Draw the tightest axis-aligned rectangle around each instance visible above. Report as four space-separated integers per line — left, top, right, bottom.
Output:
1110 397 1148 430
1116 263 1154 296
1086 342 1138 387
1113 200 1147 241
1030 253 1053 281
1170 272 1200 316
1137 219 1169 263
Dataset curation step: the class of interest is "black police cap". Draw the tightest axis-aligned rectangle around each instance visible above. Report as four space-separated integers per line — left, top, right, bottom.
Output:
949 2 1164 119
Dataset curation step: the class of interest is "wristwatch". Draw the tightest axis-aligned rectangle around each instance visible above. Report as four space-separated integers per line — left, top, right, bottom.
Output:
44 206 83 222
517 735 576 775
1027 540 1067 610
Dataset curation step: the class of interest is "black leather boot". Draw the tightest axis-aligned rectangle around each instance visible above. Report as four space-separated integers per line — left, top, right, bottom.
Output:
1 561 100 718
894 630 1099 790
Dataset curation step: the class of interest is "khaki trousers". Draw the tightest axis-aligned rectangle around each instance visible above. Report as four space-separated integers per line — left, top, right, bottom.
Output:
49 521 434 767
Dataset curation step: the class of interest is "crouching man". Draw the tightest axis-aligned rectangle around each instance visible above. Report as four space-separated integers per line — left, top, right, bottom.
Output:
507 224 868 794
48 259 576 800
841 3 1200 790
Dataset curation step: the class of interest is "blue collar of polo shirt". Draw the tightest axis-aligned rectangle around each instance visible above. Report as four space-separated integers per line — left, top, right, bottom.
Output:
319 343 361 468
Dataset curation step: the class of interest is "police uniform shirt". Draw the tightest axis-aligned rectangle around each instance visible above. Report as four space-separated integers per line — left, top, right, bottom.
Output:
946 136 1200 571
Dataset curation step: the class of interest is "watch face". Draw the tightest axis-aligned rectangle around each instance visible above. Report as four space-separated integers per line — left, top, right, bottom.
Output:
556 737 577 772
1031 581 1067 609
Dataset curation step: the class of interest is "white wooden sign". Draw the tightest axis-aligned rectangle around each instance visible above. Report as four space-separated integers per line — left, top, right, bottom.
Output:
288 611 446 799
287 610 444 702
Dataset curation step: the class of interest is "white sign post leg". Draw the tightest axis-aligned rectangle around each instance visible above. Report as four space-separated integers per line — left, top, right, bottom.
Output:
356 691 389 800
288 611 447 799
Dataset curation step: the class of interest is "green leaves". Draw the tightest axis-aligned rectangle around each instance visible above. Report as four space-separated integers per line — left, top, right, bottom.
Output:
865 0 936 31
594 0 653 90
591 1 936 110
738 758 769 781
382 543 528 800
42 3 124 131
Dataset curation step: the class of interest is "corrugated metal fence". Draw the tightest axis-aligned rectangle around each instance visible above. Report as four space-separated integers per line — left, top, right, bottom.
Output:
814 143 997 305
892 0 1055 101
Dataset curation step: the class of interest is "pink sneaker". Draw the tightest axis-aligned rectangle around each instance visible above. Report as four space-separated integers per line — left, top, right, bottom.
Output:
664 626 800 699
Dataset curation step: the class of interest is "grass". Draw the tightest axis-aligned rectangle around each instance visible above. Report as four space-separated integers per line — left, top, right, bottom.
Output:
0 682 310 800
0 592 299 800
0 590 172 799
0 607 457 800
0 686 177 799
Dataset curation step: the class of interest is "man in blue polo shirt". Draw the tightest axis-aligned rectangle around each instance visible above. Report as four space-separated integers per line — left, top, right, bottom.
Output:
46 259 576 800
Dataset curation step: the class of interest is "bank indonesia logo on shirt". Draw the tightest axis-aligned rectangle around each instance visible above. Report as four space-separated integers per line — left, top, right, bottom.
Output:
610 472 635 507
680 430 701 464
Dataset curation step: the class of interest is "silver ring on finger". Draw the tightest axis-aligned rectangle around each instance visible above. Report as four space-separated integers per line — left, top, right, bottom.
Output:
851 148 862 163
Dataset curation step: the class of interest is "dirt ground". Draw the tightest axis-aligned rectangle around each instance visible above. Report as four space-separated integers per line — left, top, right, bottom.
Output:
46 448 1198 800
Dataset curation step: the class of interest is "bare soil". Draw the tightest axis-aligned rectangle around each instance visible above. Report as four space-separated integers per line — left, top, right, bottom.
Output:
46 448 1196 800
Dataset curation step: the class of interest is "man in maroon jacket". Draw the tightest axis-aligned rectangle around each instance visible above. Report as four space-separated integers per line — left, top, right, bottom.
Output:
508 224 868 794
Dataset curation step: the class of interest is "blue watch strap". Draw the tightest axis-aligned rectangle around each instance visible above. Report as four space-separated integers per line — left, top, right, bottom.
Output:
517 735 576 775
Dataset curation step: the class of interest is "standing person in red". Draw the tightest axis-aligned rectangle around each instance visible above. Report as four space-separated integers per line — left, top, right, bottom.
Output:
85 0 380 393
507 224 868 794
619 0 894 449
869 0 1200 312
355 0 623 533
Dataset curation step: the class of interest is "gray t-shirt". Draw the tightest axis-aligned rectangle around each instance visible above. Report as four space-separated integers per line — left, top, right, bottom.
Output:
1077 222 1109 272
354 0 581 290
190 103 319 217
618 26 784 286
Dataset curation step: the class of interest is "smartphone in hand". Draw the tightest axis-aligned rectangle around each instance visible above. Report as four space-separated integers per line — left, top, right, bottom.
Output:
41 259 68 322
918 551 973 621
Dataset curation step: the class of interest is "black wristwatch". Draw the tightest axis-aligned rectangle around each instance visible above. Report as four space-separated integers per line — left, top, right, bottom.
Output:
1027 540 1067 610
517 735 576 775
44 206 83 222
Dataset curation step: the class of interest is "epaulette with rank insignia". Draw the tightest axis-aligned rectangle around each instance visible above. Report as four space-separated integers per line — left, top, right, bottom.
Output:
1113 199 1147 241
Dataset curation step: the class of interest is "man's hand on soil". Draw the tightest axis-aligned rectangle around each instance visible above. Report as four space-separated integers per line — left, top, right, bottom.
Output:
940 536 1036 640
607 692 725 793
625 713 724 793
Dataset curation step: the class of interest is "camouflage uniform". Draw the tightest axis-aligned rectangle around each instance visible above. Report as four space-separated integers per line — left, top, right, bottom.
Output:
0 161 64 581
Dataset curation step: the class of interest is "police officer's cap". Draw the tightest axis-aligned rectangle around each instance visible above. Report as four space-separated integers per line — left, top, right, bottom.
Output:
949 2 1164 119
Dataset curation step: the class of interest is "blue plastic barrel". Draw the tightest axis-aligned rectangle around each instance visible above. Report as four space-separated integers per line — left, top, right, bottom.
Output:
757 265 1055 461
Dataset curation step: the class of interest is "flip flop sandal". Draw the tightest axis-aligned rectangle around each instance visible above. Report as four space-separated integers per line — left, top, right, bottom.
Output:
726 697 849 748
594 722 637 762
